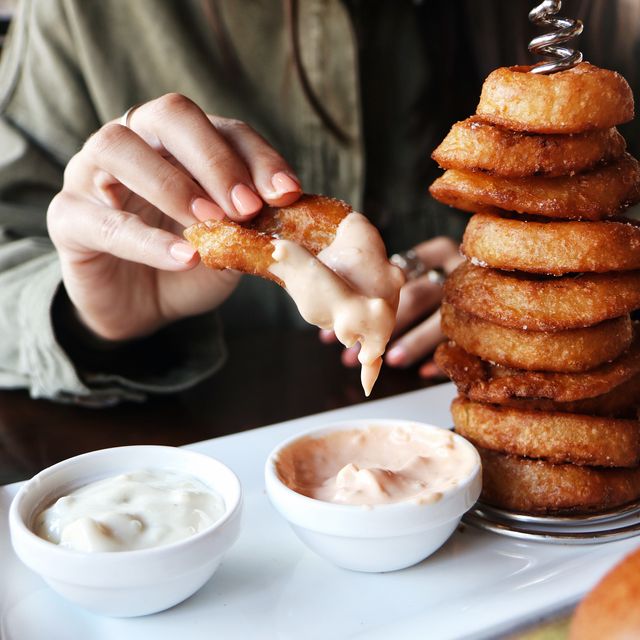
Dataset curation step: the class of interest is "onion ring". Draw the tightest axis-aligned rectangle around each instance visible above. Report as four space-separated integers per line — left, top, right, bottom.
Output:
432 118 626 178
444 262 640 331
476 63 634 134
429 154 640 221
477 446 640 515
434 336 640 403
452 396 640 467
440 302 633 373
501 375 640 419
183 194 351 283
185 194 403 397
462 212 640 275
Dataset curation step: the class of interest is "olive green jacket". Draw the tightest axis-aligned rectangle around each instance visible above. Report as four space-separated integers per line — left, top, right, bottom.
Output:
0 0 637 404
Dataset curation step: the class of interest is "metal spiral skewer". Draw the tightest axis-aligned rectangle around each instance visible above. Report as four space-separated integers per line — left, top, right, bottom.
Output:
528 0 583 74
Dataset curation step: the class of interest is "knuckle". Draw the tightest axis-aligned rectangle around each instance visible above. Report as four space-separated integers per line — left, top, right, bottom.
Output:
201 150 240 180
433 236 459 254
156 168 191 199
62 152 84 185
154 92 196 116
84 123 130 159
46 192 71 241
218 117 250 132
99 209 127 252
138 227 165 262
400 285 421 312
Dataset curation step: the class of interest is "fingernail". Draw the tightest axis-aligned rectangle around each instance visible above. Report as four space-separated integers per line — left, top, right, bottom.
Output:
192 197 225 221
231 184 263 216
170 242 197 264
419 361 441 379
319 329 337 344
341 344 361 367
385 345 406 366
271 172 301 196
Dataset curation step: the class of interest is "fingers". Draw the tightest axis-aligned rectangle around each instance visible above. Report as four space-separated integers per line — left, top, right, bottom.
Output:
394 276 443 335
342 344 360 367
64 94 302 246
48 192 199 271
319 328 338 344
412 237 463 273
65 123 221 228
127 94 300 220
212 116 302 207
385 310 443 368
419 360 445 380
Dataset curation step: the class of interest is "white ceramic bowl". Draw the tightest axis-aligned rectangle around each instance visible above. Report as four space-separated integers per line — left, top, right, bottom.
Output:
265 419 481 573
9 445 242 617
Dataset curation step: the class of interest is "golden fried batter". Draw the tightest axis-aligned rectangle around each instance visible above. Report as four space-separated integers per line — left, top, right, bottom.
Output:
477 447 640 515
432 118 626 177
476 63 634 133
184 194 351 284
452 396 640 467
434 337 640 403
440 302 633 373
249 194 351 254
501 376 640 419
429 154 640 221
444 262 640 331
462 212 640 274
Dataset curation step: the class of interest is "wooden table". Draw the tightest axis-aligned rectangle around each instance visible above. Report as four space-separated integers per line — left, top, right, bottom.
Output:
0 329 431 485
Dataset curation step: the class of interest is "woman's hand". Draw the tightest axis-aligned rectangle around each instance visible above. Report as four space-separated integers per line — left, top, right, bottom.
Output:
48 93 302 342
323 237 463 378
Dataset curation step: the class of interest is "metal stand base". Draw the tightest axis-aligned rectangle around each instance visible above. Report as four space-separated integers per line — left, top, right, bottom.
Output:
463 500 640 544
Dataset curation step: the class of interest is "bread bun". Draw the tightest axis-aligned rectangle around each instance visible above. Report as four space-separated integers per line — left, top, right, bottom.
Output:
570 546 640 639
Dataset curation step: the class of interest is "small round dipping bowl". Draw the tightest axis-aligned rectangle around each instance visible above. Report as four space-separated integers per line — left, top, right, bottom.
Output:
9 445 242 617
265 419 481 572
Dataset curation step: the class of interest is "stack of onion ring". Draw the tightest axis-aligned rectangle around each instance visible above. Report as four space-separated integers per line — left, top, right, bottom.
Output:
433 118 626 177
476 63 634 133
430 153 640 220
429 62 640 514
452 397 640 468
462 213 640 275
444 262 640 331
434 336 640 406
440 302 632 373
479 447 640 515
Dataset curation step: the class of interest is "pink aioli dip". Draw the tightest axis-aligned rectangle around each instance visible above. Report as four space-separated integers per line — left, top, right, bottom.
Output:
275 425 477 506
268 213 405 396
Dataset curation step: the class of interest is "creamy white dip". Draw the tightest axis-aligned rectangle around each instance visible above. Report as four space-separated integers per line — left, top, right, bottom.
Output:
34 470 225 552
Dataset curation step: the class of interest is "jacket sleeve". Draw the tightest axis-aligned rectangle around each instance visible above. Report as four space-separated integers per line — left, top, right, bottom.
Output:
0 0 226 405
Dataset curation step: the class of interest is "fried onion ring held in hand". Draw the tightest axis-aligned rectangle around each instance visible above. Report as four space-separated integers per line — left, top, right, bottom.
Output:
452 396 640 467
462 213 640 274
429 154 640 221
184 194 351 281
476 63 634 134
477 447 640 515
185 194 405 396
434 336 640 403
440 302 633 373
444 262 640 331
432 119 626 178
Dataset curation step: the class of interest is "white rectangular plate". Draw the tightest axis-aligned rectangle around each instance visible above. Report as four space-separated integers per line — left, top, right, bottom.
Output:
2 383 639 640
